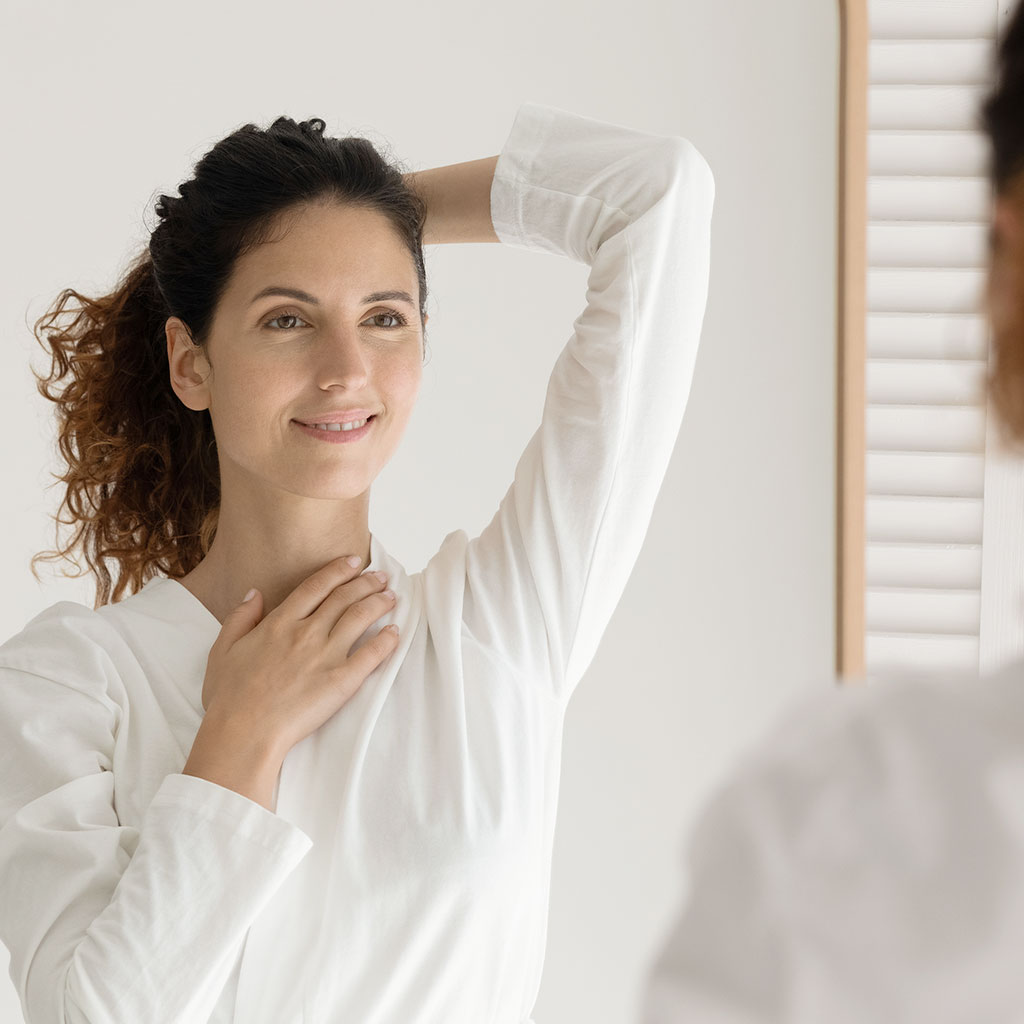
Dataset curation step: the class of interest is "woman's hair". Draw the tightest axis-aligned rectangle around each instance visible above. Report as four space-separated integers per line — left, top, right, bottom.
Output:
29 115 428 608
983 0 1024 449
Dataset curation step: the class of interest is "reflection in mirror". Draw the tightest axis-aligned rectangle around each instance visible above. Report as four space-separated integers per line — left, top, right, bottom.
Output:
0 2 840 1021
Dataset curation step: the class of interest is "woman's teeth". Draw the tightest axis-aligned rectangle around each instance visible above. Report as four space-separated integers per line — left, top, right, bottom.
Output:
311 418 368 432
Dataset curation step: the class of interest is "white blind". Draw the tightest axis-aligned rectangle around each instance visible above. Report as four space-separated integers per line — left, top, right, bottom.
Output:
864 0 1024 675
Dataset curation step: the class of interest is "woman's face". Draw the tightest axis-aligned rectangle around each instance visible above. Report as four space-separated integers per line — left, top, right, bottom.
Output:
168 200 425 502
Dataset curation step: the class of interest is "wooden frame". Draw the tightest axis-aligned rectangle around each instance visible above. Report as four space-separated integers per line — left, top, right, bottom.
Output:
838 0 867 678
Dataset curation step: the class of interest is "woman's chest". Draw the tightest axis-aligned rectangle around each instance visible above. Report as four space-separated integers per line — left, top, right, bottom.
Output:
110 620 560 859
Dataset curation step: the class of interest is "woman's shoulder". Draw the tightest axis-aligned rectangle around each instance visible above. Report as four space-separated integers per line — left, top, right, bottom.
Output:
833 658 1024 754
0 594 134 710
1 596 108 658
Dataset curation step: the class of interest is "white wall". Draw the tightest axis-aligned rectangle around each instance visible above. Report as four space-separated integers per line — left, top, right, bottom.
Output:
0 0 838 1021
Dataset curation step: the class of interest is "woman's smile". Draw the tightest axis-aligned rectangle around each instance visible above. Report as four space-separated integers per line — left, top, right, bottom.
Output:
291 416 377 443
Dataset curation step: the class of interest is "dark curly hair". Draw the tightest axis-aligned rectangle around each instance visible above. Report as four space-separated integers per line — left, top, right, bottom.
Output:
28 115 428 608
983 1 1024 450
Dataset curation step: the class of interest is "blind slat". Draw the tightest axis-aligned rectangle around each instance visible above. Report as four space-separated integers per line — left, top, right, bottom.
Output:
866 587 981 633
869 222 990 266
867 451 985 496
869 39 995 84
867 357 986 406
869 2 997 41
870 131 989 177
867 313 989 360
865 633 979 674
868 266 988 314
869 177 992 222
867 405 987 452
866 494 984 543
866 541 982 590
870 85 992 130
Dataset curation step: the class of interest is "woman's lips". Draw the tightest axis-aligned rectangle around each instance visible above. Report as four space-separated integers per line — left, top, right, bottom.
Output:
292 416 376 444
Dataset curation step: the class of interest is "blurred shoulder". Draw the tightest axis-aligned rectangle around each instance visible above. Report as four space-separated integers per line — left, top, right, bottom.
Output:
719 657 1024 824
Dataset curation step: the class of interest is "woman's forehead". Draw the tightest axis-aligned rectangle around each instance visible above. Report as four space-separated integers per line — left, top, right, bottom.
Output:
225 206 416 305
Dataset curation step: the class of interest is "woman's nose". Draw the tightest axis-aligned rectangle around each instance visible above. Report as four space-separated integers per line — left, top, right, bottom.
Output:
315 328 370 389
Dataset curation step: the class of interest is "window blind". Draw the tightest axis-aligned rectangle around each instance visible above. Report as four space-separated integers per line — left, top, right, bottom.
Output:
862 0 1023 676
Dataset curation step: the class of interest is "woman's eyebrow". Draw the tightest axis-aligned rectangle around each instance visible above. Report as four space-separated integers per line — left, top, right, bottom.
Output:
248 286 416 306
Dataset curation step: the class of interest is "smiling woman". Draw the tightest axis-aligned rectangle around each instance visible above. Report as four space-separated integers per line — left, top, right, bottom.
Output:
158 193 438 624
27 115 432 609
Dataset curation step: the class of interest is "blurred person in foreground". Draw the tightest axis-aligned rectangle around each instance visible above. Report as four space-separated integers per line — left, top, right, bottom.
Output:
640 4 1024 1022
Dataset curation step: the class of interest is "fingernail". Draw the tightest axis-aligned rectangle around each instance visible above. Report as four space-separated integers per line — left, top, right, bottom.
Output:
243 588 257 603
346 555 362 568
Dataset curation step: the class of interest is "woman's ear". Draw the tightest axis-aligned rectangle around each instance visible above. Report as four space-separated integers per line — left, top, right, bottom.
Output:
166 316 212 412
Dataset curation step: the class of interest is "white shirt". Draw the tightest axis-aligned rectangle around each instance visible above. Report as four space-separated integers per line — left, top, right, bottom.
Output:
0 100 715 1024
640 658 1024 1024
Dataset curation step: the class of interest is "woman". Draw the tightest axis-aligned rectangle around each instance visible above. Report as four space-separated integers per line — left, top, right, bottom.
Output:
0 103 714 1022
639 5 1024 1021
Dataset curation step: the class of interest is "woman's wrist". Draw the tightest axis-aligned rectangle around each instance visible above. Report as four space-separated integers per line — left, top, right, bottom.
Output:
183 708 288 812
404 155 501 245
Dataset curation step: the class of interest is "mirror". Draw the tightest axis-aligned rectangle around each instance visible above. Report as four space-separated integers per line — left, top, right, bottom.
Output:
0 1 839 1021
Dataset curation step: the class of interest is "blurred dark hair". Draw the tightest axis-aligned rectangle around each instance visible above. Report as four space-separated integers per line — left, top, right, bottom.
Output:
29 115 428 607
982 1 1024 449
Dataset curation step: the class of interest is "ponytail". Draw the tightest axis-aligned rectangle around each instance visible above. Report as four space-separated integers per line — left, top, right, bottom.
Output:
29 249 220 608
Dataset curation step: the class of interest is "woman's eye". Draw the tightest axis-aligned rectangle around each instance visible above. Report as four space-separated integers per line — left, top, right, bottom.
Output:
367 311 406 328
265 313 308 330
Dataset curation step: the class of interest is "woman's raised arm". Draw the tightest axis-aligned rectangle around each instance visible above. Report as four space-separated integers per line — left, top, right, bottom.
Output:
403 155 500 245
417 102 715 706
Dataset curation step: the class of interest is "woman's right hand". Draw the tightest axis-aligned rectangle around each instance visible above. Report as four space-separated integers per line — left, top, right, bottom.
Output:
199 555 399 756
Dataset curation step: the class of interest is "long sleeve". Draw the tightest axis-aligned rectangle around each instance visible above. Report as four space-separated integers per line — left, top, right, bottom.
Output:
639 671 1024 1024
457 101 715 704
0 602 313 1024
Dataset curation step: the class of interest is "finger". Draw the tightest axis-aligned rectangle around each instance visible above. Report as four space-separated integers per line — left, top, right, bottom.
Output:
343 622 400 680
312 569 390 626
275 554 365 621
210 586 263 651
328 586 397 647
